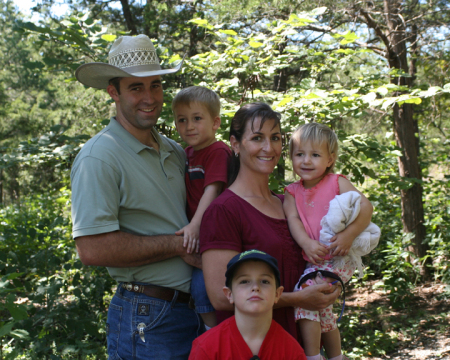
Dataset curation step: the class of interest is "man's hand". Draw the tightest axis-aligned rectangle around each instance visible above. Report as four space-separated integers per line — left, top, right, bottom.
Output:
181 251 202 269
175 222 200 254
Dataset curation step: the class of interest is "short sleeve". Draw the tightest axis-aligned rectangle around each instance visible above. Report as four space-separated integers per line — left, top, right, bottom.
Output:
71 156 121 238
284 182 298 198
199 202 243 254
202 146 230 188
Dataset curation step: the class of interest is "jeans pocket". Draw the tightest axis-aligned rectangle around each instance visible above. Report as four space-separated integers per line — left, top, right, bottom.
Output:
107 303 124 360
136 299 169 331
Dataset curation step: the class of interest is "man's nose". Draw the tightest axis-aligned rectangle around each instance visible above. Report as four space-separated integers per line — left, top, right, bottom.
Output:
142 88 156 102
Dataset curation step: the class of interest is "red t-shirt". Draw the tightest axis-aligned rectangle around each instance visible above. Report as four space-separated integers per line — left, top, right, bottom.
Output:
200 189 305 339
185 141 231 221
189 316 306 360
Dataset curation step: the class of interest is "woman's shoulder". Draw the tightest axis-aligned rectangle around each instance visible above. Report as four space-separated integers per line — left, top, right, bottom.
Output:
205 189 245 217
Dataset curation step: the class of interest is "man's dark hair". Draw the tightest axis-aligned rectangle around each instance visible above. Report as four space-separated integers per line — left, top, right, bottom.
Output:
109 77 121 94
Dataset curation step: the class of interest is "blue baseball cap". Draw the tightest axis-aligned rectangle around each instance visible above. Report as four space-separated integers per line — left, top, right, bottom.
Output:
225 250 281 287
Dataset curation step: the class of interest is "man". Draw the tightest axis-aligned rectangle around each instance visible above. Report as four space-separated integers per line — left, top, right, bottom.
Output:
72 35 202 359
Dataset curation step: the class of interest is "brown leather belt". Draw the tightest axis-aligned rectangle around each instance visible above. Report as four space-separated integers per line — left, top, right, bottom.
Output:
121 282 191 304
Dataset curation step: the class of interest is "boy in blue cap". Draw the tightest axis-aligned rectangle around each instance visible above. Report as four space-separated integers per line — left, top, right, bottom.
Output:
189 250 307 359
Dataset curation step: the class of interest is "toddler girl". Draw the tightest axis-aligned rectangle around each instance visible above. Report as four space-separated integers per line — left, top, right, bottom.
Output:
283 123 379 360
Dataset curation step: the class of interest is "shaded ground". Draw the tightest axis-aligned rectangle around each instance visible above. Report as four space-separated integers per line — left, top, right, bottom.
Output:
342 281 450 359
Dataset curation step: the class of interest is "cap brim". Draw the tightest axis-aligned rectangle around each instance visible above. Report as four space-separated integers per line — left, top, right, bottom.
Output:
75 58 184 89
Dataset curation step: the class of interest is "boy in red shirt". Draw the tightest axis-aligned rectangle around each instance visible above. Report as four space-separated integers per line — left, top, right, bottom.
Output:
173 86 231 329
189 250 307 360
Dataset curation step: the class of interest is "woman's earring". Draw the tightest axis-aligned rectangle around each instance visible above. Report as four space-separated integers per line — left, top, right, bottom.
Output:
235 152 239 157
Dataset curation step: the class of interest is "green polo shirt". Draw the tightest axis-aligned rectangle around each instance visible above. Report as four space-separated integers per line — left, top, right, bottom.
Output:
71 117 192 292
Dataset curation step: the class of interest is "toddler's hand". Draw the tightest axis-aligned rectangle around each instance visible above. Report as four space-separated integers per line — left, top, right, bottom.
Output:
175 222 200 254
303 240 329 265
328 231 353 257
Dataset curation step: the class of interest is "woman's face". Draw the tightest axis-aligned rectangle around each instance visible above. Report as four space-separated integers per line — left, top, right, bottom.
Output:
232 117 282 177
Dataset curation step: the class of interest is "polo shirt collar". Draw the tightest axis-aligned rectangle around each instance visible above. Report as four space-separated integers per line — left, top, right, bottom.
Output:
108 117 173 154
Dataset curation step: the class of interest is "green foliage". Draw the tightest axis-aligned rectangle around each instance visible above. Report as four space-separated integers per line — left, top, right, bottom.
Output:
0 189 113 358
1 2 449 358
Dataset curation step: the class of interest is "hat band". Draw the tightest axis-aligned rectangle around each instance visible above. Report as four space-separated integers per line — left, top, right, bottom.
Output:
109 49 159 69
124 63 163 74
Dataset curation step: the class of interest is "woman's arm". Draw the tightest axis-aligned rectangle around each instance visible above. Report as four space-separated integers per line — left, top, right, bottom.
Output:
328 177 374 257
202 248 239 311
276 282 341 311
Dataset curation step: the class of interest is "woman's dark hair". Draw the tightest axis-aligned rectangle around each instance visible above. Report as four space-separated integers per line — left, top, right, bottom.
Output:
228 102 282 186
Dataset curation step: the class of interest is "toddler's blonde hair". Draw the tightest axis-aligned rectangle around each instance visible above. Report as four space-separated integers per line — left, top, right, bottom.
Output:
289 123 339 175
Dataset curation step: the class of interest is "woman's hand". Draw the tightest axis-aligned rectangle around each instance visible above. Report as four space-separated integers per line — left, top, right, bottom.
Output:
277 282 341 311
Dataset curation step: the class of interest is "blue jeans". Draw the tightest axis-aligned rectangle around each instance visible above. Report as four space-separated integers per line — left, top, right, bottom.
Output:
190 268 215 313
107 284 203 360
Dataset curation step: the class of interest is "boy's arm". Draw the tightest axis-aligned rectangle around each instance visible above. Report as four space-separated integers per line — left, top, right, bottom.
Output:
283 192 328 265
176 181 224 253
328 176 374 257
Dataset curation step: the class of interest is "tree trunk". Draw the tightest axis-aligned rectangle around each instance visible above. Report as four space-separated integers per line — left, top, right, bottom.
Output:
384 0 429 277
120 0 138 35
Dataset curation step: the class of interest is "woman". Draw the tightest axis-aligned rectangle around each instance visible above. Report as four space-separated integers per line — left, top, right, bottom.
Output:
200 102 340 339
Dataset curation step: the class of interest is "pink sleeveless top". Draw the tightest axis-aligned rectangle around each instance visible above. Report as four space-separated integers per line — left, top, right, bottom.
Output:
285 173 346 262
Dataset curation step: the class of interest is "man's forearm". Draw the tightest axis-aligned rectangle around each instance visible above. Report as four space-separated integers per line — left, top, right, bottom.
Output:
75 231 186 267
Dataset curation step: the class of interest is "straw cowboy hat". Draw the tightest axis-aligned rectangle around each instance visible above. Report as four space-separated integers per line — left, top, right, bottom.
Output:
75 34 184 89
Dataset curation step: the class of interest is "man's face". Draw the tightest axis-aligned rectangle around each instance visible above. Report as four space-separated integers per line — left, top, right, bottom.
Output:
107 75 164 135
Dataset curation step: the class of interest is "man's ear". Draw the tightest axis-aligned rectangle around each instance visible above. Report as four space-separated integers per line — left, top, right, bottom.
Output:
107 84 120 102
212 116 221 131
223 286 234 304
273 286 284 304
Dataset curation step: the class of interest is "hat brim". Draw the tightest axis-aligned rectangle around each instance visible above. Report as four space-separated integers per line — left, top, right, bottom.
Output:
75 58 184 89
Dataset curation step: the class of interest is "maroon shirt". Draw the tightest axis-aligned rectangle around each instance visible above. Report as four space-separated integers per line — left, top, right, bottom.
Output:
185 141 231 221
200 189 305 339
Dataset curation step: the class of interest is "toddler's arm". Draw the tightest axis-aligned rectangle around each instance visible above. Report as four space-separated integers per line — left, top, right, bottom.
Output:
176 181 224 254
328 176 374 257
284 191 328 265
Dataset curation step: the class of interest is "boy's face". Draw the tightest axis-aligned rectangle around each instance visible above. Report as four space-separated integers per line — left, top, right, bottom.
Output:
174 102 220 151
223 260 283 316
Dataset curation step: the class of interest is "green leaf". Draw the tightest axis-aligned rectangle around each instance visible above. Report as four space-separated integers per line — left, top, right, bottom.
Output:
375 86 389 96
310 7 327 16
340 31 359 45
10 329 30 339
101 34 117 42
0 322 14 338
5 303 28 321
189 18 209 26
400 97 422 105
219 29 237 36
249 41 264 48
274 96 294 108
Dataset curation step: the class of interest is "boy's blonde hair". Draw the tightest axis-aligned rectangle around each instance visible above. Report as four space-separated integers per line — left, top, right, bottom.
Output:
172 86 220 118
289 122 339 174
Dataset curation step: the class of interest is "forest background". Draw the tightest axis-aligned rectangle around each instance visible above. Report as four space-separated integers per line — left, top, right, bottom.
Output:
0 0 449 358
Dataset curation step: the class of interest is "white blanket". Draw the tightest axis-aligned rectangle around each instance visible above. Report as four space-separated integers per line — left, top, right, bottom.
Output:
319 191 381 277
